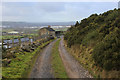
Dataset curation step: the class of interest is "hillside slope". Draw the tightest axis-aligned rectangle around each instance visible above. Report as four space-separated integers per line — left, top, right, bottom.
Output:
64 9 120 78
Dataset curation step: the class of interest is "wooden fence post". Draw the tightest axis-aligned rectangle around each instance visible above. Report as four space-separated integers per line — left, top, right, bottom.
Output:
12 38 14 47
2 39 4 49
7 40 9 49
29 37 31 44
34 36 36 42
18 37 21 47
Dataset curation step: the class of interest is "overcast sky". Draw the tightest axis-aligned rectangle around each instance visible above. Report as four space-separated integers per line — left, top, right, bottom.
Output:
2 2 118 22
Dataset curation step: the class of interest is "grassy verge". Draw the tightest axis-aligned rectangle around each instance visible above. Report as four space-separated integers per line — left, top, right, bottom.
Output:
64 40 120 78
51 39 68 78
2 39 54 78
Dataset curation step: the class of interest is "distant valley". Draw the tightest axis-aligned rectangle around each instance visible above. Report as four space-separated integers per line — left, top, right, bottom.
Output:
1 21 75 28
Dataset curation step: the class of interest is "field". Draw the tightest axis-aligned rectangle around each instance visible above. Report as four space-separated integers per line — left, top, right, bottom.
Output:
2 39 54 78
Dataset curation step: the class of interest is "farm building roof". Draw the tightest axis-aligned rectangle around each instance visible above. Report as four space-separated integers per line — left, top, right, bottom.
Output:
42 27 55 31
8 31 19 34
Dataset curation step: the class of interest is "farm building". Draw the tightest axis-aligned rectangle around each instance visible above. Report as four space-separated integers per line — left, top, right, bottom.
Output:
38 26 55 38
8 31 19 35
2 32 7 35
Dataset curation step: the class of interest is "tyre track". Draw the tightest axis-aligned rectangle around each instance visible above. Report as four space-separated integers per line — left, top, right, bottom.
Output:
59 37 92 78
30 40 57 78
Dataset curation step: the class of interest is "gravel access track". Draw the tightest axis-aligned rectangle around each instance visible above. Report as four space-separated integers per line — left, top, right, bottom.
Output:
59 37 93 78
30 40 57 78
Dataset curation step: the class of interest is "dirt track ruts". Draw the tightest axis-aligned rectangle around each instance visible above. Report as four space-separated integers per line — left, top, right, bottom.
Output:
59 37 93 78
30 40 57 78
30 37 92 78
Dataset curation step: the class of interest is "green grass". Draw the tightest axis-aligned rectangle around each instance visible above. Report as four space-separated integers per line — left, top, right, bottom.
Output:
53 27 69 31
1 34 38 39
51 39 68 78
2 39 54 78
65 42 120 78
1 35 24 39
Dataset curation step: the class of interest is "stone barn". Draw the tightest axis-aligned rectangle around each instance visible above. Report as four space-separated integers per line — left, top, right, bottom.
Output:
38 26 55 38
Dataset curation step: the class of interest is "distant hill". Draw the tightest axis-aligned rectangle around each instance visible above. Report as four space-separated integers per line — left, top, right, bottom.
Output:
2 21 75 28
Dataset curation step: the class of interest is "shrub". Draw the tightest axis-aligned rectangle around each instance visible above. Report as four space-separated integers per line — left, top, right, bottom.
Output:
92 29 120 71
64 9 120 71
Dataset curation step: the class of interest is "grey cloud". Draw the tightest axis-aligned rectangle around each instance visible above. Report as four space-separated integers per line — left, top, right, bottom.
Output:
2 2 118 22
36 2 65 12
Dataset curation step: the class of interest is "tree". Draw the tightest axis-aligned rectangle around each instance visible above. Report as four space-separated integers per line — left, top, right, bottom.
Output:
75 21 79 27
